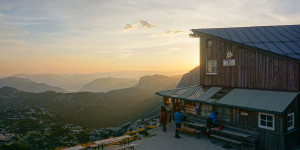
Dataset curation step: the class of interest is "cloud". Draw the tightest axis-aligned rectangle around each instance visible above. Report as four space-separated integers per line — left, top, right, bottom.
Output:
0 25 29 37
139 20 154 30
158 30 186 38
122 20 154 31
0 3 11 11
122 24 138 31
157 48 180 55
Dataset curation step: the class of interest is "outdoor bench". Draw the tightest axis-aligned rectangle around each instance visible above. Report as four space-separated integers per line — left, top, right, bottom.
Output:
181 126 196 134
211 127 257 150
183 122 207 138
210 134 242 150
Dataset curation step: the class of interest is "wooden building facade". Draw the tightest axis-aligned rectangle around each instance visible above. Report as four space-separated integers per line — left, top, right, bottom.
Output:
156 25 300 150
198 32 299 92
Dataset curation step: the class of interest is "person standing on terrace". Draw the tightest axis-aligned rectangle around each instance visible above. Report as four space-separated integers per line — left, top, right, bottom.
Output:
206 111 219 136
174 108 184 138
160 106 167 132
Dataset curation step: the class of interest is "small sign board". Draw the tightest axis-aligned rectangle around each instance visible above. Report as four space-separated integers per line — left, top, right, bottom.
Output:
241 112 248 116
223 59 235 66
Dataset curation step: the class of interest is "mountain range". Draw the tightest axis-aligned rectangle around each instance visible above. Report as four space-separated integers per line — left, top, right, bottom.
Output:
12 71 181 92
0 67 200 149
80 77 138 92
0 74 182 129
0 77 66 93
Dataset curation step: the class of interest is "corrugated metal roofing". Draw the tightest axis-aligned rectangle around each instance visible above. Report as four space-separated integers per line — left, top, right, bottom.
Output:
187 88 204 99
192 25 300 61
171 88 188 97
155 88 180 97
156 86 299 114
179 86 203 98
195 87 222 102
218 89 299 113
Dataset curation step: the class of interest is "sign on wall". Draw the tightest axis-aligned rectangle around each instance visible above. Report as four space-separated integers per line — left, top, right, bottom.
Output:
223 59 235 66
223 50 235 66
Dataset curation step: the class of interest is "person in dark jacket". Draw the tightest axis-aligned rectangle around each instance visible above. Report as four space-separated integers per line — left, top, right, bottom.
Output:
174 108 184 138
160 106 167 132
206 112 218 136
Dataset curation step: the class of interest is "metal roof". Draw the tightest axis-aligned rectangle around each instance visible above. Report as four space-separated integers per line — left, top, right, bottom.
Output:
218 89 299 113
156 86 221 101
179 86 203 98
187 88 204 99
171 88 189 97
156 86 299 114
155 88 180 97
192 25 300 61
194 87 222 102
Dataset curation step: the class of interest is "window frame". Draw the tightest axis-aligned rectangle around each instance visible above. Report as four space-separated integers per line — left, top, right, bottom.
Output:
287 112 294 131
216 106 230 122
206 59 217 75
206 39 212 48
258 112 275 130
200 104 212 117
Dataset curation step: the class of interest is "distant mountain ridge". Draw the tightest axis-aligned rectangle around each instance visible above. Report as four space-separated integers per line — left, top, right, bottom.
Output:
80 77 138 92
0 77 66 93
137 74 182 90
0 74 181 129
13 71 182 92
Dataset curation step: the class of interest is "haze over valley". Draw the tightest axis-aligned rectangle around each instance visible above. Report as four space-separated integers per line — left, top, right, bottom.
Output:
0 72 186 149
11 71 180 92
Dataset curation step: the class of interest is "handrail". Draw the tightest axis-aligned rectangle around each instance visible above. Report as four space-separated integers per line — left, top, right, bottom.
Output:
141 115 160 124
141 115 160 130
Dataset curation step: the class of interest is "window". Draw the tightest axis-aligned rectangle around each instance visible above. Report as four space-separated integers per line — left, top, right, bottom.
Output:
206 60 217 74
200 104 212 117
287 112 294 130
258 112 274 130
206 39 212 47
216 106 230 122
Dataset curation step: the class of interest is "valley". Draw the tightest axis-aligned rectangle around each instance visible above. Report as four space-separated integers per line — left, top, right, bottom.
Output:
0 74 182 149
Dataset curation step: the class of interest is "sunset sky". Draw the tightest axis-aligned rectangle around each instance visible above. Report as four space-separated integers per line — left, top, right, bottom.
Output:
0 0 300 76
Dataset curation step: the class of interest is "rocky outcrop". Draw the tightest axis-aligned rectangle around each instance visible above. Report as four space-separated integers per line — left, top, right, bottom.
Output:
137 74 182 90
177 66 200 88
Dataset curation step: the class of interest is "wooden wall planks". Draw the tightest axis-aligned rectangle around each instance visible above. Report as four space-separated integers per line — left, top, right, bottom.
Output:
199 35 300 92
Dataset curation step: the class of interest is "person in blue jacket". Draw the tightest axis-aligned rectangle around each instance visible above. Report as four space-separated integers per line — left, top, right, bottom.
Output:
174 108 184 138
206 112 219 136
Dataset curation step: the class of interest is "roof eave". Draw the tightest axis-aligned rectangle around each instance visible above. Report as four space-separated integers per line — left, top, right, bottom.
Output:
158 94 284 115
191 30 300 63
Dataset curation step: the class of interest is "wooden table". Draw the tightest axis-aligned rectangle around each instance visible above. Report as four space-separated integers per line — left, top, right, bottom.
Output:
94 135 132 150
